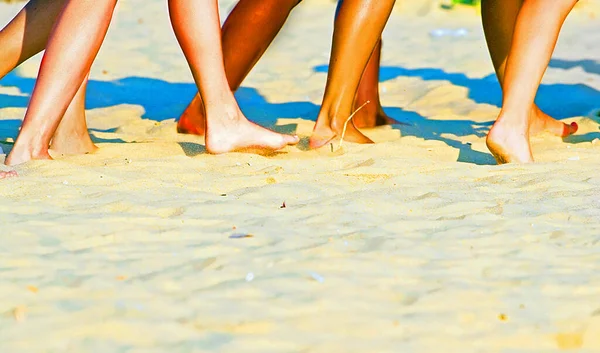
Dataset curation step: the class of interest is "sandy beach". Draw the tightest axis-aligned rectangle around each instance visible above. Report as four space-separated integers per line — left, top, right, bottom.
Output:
1 0 600 351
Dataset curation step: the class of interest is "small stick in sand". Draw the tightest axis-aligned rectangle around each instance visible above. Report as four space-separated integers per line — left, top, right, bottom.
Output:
339 100 371 149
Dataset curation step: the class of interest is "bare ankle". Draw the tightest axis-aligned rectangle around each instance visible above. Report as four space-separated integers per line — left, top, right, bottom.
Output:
205 103 244 129
6 145 49 166
496 111 529 129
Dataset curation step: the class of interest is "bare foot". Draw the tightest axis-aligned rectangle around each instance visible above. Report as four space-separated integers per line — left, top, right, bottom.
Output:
49 92 98 155
309 116 374 149
529 105 578 137
177 94 206 136
205 107 299 154
486 116 533 164
0 170 18 179
5 144 52 166
50 129 98 155
375 111 401 127
352 103 400 129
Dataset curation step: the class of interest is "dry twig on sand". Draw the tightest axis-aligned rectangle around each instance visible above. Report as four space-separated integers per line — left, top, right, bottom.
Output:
338 100 371 149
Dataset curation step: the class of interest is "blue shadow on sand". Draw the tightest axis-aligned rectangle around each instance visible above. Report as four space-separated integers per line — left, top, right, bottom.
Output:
550 58 600 76
2 60 599 165
0 71 319 125
315 64 600 119
314 63 600 164
0 72 318 154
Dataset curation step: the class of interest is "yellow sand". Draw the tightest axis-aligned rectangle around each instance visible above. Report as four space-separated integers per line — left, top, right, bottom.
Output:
1 1 600 351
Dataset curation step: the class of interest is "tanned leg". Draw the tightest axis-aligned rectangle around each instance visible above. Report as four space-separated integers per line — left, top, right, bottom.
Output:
334 0 392 128
352 39 398 128
481 0 577 138
0 0 66 76
5 0 117 166
310 0 395 149
50 75 97 155
169 0 299 154
486 0 579 164
177 0 302 136
0 0 97 156
0 170 18 179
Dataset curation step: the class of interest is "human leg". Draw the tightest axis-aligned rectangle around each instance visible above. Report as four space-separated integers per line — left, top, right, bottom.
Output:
486 0 579 163
310 0 396 148
481 0 577 138
169 0 299 154
0 0 97 157
177 0 302 135
5 0 117 166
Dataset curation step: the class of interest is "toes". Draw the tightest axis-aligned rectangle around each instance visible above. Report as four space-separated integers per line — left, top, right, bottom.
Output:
285 135 300 145
272 134 299 150
309 127 336 149
551 121 577 138
562 122 578 137
309 134 336 150
0 171 18 179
